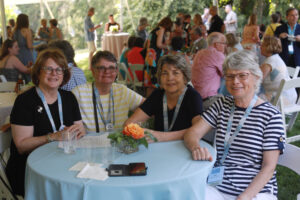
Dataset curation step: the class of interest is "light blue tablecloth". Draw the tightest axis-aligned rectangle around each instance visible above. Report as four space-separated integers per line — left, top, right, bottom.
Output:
25 140 216 200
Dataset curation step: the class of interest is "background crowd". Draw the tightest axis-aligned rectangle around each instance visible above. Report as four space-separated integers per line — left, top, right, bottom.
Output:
0 4 300 200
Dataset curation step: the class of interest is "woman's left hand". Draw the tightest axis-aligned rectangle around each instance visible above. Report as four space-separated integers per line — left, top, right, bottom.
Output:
144 129 160 143
67 124 85 139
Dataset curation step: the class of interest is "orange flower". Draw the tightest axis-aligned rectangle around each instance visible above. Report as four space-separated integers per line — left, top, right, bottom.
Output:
123 123 144 139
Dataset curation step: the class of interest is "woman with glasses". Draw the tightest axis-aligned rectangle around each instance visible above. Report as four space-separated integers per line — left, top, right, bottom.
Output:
72 51 144 133
6 49 85 196
124 55 203 142
185 50 285 200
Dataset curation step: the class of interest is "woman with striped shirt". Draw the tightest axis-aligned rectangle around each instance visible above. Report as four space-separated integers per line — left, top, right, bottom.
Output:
184 50 285 200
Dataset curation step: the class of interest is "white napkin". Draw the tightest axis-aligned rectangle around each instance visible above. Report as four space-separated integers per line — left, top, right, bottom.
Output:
76 163 109 181
69 162 103 171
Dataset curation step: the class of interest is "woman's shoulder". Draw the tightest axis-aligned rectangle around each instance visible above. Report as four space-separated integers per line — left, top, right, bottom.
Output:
16 87 37 101
255 101 281 115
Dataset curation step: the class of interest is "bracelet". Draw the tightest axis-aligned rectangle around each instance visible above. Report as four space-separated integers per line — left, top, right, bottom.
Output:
46 133 54 143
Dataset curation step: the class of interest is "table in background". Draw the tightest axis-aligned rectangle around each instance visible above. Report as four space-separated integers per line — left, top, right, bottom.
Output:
0 92 17 153
25 140 216 200
101 32 130 59
0 92 17 126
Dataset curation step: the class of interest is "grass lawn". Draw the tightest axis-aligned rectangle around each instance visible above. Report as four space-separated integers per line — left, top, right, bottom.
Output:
74 48 300 199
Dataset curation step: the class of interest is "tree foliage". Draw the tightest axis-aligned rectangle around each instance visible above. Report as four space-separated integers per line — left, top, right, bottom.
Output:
10 0 300 49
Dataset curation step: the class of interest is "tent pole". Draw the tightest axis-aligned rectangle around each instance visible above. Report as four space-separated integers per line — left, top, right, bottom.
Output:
0 0 7 41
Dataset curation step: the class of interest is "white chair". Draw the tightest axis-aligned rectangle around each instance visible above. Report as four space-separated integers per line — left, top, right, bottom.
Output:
0 82 16 92
278 143 300 175
286 66 300 79
117 63 133 88
272 78 300 143
128 63 144 92
0 75 7 83
278 144 300 200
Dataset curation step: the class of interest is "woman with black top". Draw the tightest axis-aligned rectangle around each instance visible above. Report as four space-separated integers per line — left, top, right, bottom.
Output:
104 14 120 32
6 49 85 196
124 55 203 142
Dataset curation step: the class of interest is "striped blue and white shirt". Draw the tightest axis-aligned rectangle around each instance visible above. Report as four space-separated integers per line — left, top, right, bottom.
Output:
203 96 285 196
61 63 87 91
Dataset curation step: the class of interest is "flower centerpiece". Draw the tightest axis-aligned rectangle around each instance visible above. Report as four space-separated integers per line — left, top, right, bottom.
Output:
109 25 119 33
108 123 157 154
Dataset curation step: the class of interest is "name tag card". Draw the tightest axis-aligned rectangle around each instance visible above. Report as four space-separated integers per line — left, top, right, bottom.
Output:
207 166 225 186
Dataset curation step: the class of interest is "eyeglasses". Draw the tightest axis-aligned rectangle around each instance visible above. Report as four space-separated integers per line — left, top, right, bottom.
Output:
93 65 117 73
42 66 64 75
224 73 250 81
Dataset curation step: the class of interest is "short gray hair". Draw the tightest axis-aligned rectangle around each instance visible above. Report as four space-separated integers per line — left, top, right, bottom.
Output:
223 50 262 92
157 55 191 85
207 32 224 46
193 27 202 37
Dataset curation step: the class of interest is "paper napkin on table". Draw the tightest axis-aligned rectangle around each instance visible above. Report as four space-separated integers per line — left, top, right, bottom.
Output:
76 163 109 181
69 162 103 171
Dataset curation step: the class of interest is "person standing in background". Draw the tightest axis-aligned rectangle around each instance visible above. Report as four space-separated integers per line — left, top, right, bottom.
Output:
136 17 149 42
224 4 238 34
84 7 101 68
274 8 300 67
13 13 33 83
208 6 225 34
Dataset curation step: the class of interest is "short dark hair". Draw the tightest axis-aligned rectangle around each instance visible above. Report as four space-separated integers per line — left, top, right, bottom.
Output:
133 37 144 48
127 36 136 49
184 14 191 20
32 49 70 87
91 51 117 68
50 19 58 27
48 40 75 64
286 8 298 16
271 13 279 23
171 37 185 51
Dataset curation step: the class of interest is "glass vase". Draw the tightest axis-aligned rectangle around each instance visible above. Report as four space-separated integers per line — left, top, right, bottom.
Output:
116 140 139 154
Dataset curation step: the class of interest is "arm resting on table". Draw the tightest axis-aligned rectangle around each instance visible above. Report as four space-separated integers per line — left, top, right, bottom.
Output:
184 117 213 161
237 150 280 200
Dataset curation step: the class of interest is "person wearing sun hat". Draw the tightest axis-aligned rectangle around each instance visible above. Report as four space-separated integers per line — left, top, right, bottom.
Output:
137 17 149 42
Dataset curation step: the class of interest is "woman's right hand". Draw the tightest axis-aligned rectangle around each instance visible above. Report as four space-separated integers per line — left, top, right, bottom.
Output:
191 146 213 161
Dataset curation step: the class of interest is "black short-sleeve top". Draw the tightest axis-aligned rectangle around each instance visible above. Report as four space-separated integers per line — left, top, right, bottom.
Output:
140 85 203 131
10 87 82 135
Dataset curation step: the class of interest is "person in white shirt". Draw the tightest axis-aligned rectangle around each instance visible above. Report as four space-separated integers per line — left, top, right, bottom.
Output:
224 4 238 34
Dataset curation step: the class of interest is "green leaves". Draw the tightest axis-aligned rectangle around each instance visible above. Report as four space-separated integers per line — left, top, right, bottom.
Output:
108 130 150 149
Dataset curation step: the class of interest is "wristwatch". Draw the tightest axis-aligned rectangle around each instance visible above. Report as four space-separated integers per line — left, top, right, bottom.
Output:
47 133 54 143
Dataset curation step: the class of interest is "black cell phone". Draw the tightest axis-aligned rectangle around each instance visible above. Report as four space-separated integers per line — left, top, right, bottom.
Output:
107 163 147 176
129 163 147 176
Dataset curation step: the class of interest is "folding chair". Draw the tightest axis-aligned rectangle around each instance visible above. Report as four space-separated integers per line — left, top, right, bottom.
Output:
286 66 300 79
272 78 300 143
0 82 16 92
117 63 133 88
0 130 22 200
277 143 300 199
128 63 144 92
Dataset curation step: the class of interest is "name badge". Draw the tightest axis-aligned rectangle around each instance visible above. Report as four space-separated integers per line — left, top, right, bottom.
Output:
288 43 294 54
207 166 225 186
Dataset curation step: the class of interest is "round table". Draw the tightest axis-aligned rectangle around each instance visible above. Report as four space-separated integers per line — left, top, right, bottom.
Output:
25 139 216 200
101 32 130 59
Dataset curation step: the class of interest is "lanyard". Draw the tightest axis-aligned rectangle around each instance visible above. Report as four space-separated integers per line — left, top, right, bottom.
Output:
218 95 258 166
163 87 187 132
92 83 115 129
36 87 64 132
